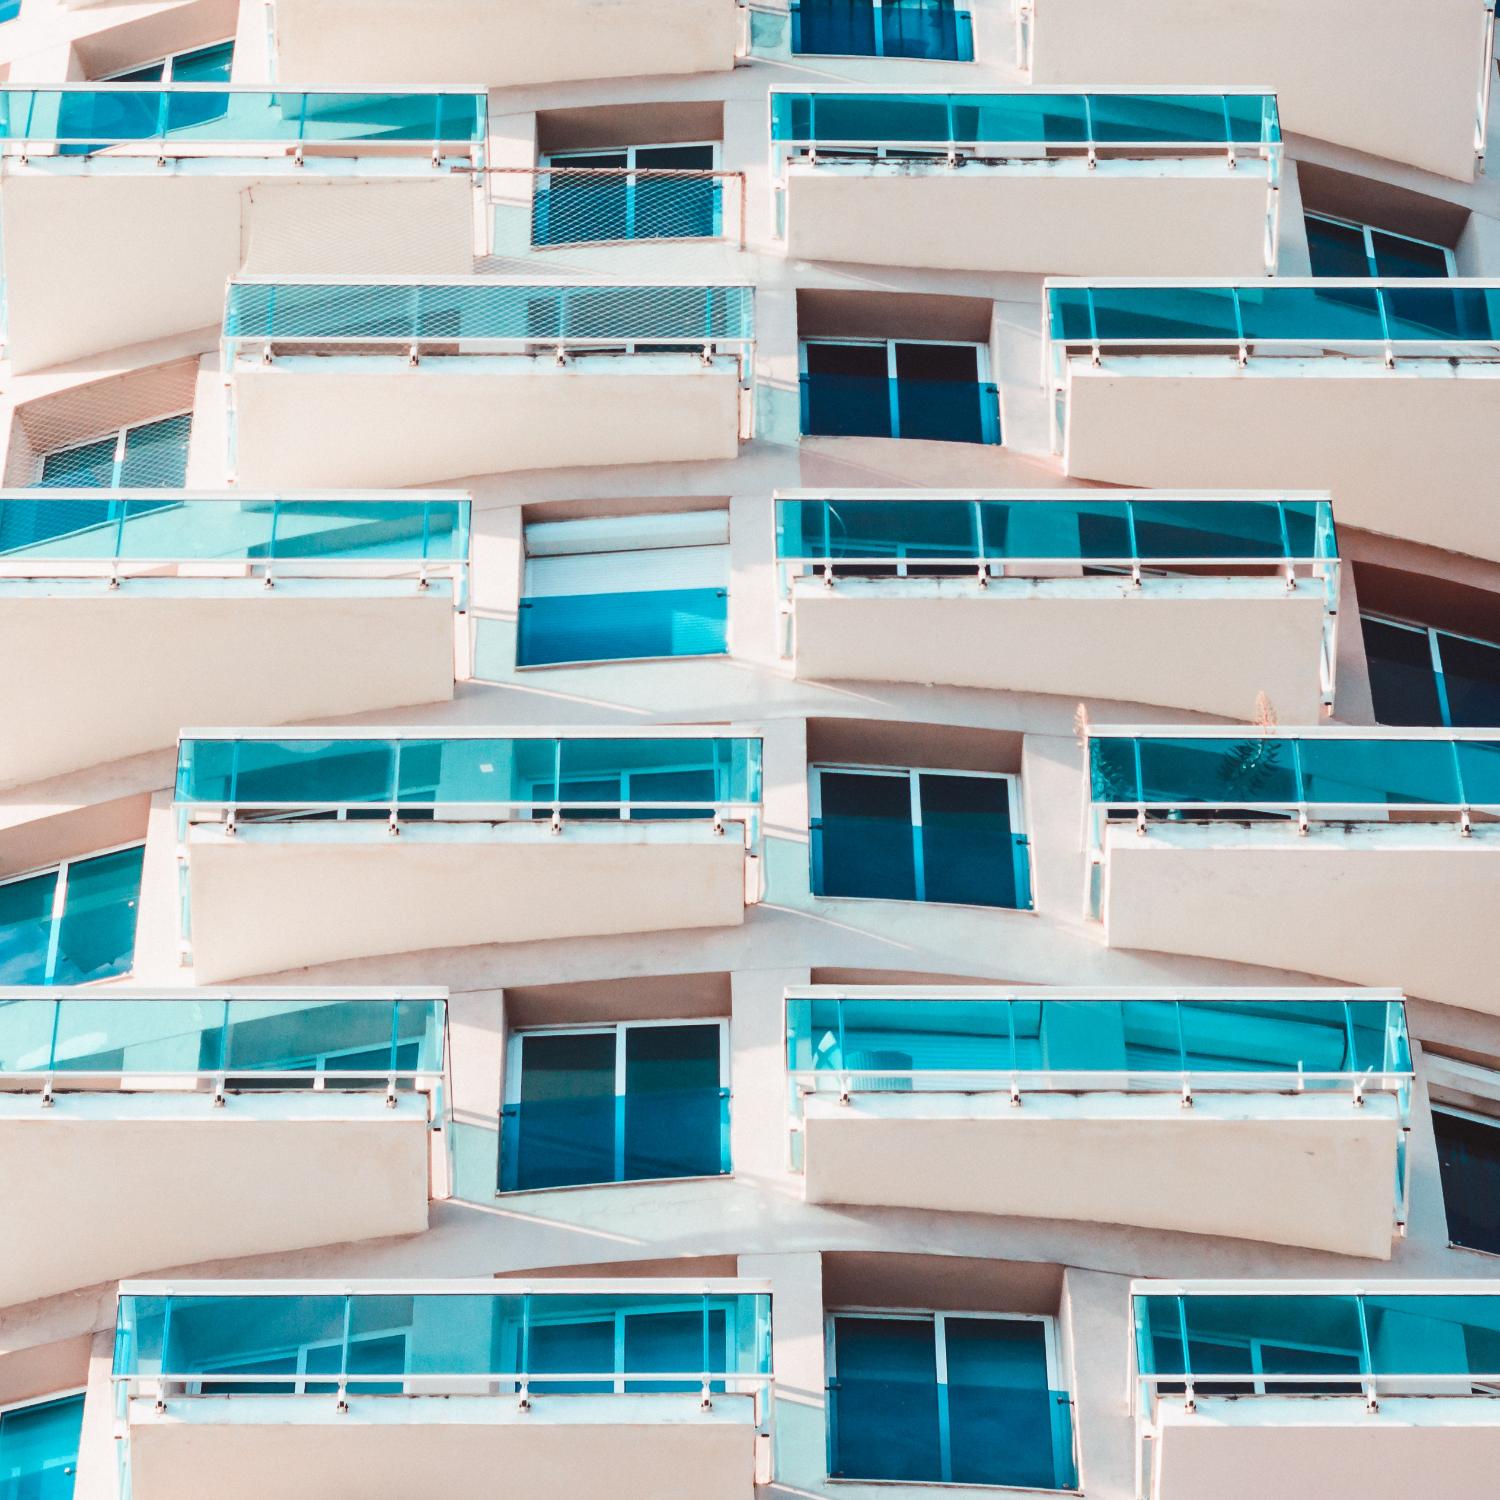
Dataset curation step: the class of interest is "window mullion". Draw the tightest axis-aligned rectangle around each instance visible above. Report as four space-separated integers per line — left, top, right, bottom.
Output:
909 771 925 903
43 860 68 983
1430 629 1455 727
933 1315 953 1483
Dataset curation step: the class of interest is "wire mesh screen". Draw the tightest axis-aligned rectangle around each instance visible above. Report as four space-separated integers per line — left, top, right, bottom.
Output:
224 281 755 352
4 360 198 488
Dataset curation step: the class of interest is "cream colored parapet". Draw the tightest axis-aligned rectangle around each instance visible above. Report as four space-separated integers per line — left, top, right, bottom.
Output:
0 988 448 1307
268 0 741 88
1017 0 1494 181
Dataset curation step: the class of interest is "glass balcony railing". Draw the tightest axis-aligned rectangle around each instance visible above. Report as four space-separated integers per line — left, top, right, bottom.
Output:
0 493 470 599
174 732 764 846
113 1284 774 1412
776 495 1336 581
1089 730 1500 820
223 280 756 359
0 993 445 1103
0 86 486 158
1133 1287 1500 1408
772 90 1280 157
800 373 1000 445
517 587 728 666
785 989 1412 1107
1048 280 1500 358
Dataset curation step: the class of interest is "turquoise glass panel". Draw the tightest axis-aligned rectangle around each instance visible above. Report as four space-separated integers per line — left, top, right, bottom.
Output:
0 870 56 986
533 175 720 246
1236 284 1384 341
791 0 973 60
0 1394 84 1500
517 587 727 665
175 737 762 814
50 846 144 985
225 282 752 344
799 373 1000 444
115 1292 771 1385
773 91 1274 145
0 87 485 146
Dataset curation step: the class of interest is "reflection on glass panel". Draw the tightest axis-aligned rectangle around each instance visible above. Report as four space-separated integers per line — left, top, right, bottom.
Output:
1364 616 1446 725
813 770 917 899
830 1317 941 1480
0 870 57 986
1434 1109 1500 1255
919 771 1018 908
0 1394 85 1500
945 1319 1058 1488
1306 215 1371 277
51 846 145 985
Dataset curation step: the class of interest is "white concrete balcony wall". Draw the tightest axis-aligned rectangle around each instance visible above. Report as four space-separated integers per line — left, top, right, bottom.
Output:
1021 0 1490 180
783 159 1275 277
1057 358 1500 564
267 0 741 88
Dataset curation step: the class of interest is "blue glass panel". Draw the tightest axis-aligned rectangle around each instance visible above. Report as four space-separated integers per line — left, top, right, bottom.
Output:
882 0 972 60
800 373 998 443
801 371 893 438
792 0 877 56
1237 284 1384 342
624 1023 725 1180
1382 286 1500 341
1085 286 1241 342
918 772 1021 908
624 1308 728 1394
945 1318 1068 1488
830 1317 941 1480
0 872 58 986
517 588 727 665
506 1030 615 1190
0 1394 84 1500
52 846 144 984
1306 216 1371 277
168 41 235 84
1296 737 1460 804
1131 736 1298 805
813 771 917 899
1439 635 1500 728
1434 1110 1500 1255
118 414 191 487
0 1 19 23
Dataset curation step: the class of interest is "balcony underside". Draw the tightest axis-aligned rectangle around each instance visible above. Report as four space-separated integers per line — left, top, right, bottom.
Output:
271 0 739 88
231 359 743 488
0 169 474 374
0 583 454 792
1149 1397 1500 1500
801 1091 1399 1258
0 1092 429 1306
1101 821 1500 1010
788 579 1327 720
127 1394 758 1500
1027 0 1481 180
786 165 1271 276
1060 360 1500 563
185 822 750 982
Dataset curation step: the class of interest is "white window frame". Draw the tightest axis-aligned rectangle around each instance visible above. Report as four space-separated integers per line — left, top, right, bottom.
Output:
808 763 1024 906
1363 611 1500 728
103 38 236 83
798 337 994 442
503 1018 730 1185
1305 210 1456 277
826 1308 1064 1485
31 409 194 488
0 841 145 985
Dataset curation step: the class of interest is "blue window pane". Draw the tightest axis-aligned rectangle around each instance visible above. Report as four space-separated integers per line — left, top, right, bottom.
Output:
1134 737 1298 805
118 414 191 486
793 0 878 55
625 1308 727 1393
37 437 117 489
918 772 1020 909
1295 737 1460 805
623 1024 723 1181
517 588 727 666
508 1031 615 1190
1370 230 1451 278
1434 1110 1500 1255
803 344 892 437
0 871 58 985
881 0 971 59
1238 285 1387 345
529 1317 614 1394
52 846 145 984
1439 633 1500 726
1362 618 1443 725
170 41 235 83
1086 286 1240 342
945 1318 1060 1488
1306 216 1371 277
814 771 916 900
831 1317 940 1480
0 1394 84 1500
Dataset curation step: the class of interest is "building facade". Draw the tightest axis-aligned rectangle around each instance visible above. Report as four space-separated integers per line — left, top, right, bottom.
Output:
2 2 1500 1498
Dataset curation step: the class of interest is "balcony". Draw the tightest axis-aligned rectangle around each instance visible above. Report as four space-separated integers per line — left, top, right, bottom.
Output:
776 493 1337 719
114 1281 773 1500
1132 1285 1500 1500
774 91 1280 275
787 989 1409 1257
1017 0 1493 181
1047 281 1500 563
223 280 754 487
269 0 741 90
0 991 445 1304
1088 729 1500 1010
0 87 486 373
0 493 467 790
176 731 764 982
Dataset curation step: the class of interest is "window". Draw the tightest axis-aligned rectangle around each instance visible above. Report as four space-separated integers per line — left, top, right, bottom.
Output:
518 510 729 666
0 1 19 23
810 766 1030 909
1362 614 1500 727
792 0 974 60
535 144 720 246
827 1312 1074 1489
0 1393 84 1500
1305 212 1454 278
1434 1106 1500 1256
104 39 235 84
501 1020 729 1191
800 339 1000 445
0 845 145 986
